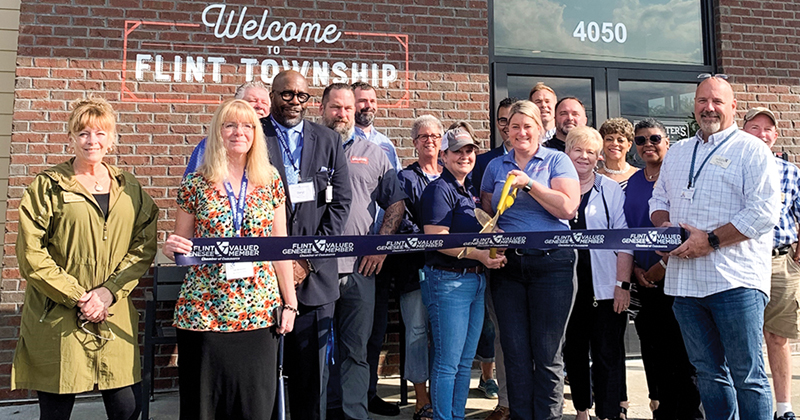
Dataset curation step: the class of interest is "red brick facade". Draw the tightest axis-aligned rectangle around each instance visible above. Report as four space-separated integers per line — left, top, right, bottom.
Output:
1 0 798 401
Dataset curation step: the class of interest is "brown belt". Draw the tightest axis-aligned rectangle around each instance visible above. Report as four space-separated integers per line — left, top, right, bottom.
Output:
431 265 484 274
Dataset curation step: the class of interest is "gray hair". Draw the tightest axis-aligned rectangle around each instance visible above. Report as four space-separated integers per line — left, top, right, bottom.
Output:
411 115 444 139
634 118 667 135
234 81 270 99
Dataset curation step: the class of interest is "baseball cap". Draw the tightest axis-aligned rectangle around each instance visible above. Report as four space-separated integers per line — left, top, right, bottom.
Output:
444 128 478 152
744 107 777 125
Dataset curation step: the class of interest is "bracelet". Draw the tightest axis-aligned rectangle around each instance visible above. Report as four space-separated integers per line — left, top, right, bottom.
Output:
283 304 300 315
659 259 668 269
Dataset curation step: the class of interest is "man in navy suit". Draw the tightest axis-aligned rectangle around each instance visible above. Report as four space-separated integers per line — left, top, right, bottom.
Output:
261 70 352 420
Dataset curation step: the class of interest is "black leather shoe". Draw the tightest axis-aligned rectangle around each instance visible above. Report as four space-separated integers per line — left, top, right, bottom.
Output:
368 395 400 416
327 407 345 420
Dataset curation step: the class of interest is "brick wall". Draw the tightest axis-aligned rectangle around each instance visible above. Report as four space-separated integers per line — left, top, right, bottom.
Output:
0 0 490 399
716 0 800 159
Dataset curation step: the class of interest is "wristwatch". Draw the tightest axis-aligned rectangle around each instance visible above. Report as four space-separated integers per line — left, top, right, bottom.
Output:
615 281 631 290
522 178 534 193
707 231 720 250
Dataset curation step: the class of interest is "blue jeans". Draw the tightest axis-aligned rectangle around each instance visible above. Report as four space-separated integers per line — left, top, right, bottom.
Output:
399 289 430 384
420 266 485 420
672 287 772 420
491 249 576 420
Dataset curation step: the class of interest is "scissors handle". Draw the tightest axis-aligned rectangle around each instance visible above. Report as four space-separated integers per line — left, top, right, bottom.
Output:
490 175 518 259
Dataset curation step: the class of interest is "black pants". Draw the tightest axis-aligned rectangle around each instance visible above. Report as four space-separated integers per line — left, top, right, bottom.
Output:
634 288 703 420
177 328 279 420
367 272 391 401
286 301 335 420
37 383 141 420
563 297 628 419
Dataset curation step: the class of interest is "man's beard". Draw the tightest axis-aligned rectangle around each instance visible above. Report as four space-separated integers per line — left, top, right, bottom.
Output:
324 117 355 140
355 109 375 127
272 105 305 127
559 122 575 137
698 111 721 135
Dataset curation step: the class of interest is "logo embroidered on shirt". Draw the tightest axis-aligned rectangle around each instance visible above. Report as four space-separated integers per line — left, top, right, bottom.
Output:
350 156 369 164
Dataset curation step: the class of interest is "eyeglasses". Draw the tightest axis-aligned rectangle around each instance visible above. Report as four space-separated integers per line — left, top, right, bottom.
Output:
76 318 116 341
697 73 729 81
634 134 664 146
274 90 311 103
222 122 255 132
415 134 442 141
497 117 509 127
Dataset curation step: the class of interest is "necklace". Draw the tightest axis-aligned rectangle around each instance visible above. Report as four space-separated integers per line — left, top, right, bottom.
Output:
643 167 660 181
603 162 630 175
94 181 104 192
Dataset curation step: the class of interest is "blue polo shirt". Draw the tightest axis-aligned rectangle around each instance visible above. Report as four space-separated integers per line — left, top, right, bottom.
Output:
421 168 482 269
480 147 578 233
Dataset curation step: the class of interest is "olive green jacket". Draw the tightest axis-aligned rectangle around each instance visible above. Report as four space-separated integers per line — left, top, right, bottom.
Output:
12 160 158 393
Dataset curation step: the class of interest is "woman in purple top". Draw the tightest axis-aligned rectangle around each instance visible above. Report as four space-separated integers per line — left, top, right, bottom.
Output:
623 118 702 420
479 100 580 420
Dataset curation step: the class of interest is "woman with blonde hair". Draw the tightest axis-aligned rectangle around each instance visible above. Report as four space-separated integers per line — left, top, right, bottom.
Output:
563 126 633 420
163 99 297 419
14 97 159 420
480 100 580 420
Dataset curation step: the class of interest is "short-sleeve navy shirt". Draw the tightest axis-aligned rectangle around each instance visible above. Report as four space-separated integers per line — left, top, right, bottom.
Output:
420 168 482 269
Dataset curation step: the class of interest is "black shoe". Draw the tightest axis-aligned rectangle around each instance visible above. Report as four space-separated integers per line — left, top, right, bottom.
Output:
368 395 400 416
776 412 797 420
327 407 346 420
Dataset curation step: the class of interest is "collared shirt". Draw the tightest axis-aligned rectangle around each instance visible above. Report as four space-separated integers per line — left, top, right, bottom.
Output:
421 168 482 269
481 146 578 233
649 124 780 298
355 125 402 171
272 117 305 186
773 156 800 247
184 137 207 176
355 125 402 234
541 127 556 143
338 136 406 273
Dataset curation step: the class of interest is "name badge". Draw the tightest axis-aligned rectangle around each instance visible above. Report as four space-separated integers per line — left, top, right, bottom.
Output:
681 187 695 200
289 181 315 203
63 192 84 203
710 155 731 169
225 262 255 280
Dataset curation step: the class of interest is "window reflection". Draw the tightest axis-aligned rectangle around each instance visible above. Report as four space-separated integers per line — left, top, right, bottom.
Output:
508 75 594 126
620 80 696 166
494 0 705 65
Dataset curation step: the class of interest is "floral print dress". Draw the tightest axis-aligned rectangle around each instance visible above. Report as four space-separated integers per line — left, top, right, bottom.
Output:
174 171 285 332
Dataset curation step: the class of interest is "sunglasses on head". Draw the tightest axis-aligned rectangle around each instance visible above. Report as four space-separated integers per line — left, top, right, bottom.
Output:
697 73 729 81
634 134 663 146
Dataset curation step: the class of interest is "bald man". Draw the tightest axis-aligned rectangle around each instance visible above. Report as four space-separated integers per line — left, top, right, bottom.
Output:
649 75 780 420
264 70 352 420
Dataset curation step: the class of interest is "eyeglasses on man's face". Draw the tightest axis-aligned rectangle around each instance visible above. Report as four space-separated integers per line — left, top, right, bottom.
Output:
274 90 311 103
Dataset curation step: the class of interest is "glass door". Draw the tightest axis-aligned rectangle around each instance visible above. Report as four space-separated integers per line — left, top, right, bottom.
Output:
492 63 607 148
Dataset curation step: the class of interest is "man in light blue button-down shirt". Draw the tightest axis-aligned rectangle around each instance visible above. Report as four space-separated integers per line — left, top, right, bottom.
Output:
650 76 780 420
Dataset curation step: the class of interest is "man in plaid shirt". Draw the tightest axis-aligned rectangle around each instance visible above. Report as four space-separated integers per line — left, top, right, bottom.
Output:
743 106 799 420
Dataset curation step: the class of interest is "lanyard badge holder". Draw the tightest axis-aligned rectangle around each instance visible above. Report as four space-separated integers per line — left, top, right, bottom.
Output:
224 173 255 280
683 131 735 202
271 117 316 204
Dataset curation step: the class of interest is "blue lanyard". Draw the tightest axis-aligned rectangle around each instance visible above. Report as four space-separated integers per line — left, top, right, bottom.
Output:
687 130 736 188
270 116 301 173
223 172 248 237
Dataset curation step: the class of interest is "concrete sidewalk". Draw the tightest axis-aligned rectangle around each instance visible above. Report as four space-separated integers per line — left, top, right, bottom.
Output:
2 356 800 419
